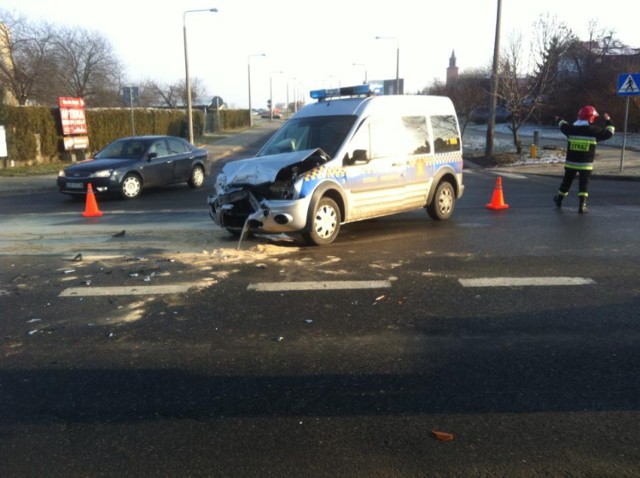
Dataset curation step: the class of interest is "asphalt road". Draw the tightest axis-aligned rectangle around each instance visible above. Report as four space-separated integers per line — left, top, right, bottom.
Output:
2 143 640 476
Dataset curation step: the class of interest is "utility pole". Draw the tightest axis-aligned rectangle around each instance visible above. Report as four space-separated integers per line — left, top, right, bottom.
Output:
485 0 502 159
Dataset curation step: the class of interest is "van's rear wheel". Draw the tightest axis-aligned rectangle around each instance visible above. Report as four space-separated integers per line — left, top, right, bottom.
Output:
427 181 455 220
302 197 341 246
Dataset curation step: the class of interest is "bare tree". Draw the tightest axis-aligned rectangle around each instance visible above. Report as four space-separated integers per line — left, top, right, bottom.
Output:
53 26 124 106
423 67 491 135
132 79 164 107
450 69 491 135
498 15 574 153
0 10 58 105
150 80 182 108
557 20 640 125
179 76 207 107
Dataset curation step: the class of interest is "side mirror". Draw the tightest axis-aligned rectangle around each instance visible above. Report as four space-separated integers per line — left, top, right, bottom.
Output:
346 149 368 165
146 152 158 161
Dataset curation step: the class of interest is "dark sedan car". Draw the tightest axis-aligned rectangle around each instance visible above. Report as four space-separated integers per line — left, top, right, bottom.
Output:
469 106 512 124
57 135 211 199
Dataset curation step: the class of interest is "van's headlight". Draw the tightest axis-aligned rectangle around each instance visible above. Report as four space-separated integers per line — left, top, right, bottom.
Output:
91 169 113 178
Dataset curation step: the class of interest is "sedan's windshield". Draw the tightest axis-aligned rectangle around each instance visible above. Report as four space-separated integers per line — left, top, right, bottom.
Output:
257 115 356 159
95 139 150 160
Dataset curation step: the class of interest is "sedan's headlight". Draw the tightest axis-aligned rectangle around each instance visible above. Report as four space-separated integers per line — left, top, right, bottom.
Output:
90 169 113 178
58 170 65 177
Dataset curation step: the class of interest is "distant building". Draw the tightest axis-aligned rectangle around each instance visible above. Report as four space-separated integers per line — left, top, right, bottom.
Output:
446 50 459 86
558 41 640 79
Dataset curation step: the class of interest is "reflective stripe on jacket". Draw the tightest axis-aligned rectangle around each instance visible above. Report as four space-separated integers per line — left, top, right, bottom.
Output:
559 119 615 170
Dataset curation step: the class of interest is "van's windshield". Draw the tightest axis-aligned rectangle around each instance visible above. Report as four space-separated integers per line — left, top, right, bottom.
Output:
257 115 356 159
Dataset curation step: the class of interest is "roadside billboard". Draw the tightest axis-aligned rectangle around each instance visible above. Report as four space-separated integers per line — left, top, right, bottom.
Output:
59 97 88 135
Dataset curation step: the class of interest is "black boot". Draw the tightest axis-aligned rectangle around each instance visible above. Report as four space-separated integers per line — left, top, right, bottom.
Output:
553 194 564 208
579 197 588 214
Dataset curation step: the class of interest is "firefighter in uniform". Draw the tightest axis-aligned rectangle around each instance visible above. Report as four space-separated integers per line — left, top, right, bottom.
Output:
553 105 615 213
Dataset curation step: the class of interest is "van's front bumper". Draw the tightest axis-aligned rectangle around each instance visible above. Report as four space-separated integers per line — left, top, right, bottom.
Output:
208 189 312 233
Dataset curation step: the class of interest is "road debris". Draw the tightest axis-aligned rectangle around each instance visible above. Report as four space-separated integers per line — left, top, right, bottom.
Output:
432 430 455 442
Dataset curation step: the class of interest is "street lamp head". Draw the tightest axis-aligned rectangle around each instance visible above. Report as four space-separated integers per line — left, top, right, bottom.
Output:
376 35 398 42
184 8 219 22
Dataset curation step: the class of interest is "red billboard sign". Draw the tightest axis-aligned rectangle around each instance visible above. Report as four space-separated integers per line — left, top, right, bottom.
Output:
59 97 88 135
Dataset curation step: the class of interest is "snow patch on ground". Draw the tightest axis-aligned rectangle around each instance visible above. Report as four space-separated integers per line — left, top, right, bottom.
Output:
463 123 640 166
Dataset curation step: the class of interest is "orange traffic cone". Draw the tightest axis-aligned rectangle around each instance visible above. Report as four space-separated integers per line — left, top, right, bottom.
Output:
83 183 103 217
486 176 509 210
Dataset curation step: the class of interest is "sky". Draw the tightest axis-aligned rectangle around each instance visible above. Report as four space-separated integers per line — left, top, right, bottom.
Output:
2 0 640 110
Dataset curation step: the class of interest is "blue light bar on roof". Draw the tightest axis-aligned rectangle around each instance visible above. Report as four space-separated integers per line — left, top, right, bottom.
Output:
310 83 383 100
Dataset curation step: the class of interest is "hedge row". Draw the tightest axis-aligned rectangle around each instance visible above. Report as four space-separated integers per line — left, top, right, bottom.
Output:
1 106 250 167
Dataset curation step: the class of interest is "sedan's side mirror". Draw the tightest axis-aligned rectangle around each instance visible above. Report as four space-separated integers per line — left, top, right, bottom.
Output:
146 152 158 161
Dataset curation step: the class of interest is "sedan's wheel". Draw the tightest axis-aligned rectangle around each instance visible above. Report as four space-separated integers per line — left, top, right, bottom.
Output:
302 197 341 246
121 174 142 199
188 165 205 188
427 180 455 220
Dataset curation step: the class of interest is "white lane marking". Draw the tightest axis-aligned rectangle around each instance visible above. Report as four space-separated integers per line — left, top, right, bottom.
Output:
459 277 595 287
59 281 213 297
248 280 392 292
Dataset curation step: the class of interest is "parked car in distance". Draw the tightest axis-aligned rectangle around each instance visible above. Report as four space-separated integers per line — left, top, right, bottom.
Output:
260 109 282 119
469 106 512 124
57 135 211 199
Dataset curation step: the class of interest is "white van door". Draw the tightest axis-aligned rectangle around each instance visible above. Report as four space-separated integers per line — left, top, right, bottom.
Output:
341 116 408 221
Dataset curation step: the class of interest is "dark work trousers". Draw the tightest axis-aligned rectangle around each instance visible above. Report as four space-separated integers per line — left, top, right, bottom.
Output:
559 168 592 198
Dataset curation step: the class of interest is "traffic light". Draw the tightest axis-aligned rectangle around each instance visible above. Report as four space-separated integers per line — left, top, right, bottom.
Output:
267 99 272 110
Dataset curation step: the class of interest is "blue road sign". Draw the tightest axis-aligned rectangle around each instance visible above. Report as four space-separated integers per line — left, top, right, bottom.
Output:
617 73 640 96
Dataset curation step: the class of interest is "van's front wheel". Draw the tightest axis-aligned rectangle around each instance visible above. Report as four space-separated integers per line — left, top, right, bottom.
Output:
302 197 341 246
427 180 455 220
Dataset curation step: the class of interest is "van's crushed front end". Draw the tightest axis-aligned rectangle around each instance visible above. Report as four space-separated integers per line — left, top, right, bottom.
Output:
208 149 330 234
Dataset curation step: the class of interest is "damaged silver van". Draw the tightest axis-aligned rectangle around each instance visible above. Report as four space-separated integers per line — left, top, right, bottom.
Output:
207 84 464 245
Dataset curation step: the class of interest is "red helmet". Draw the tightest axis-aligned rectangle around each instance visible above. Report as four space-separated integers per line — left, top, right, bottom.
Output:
578 105 599 123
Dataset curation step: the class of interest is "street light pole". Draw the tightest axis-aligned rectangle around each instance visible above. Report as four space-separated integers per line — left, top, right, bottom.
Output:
352 63 368 84
484 0 502 160
183 8 217 144
375 36 400 94
248 53 266 128
269 71 283 122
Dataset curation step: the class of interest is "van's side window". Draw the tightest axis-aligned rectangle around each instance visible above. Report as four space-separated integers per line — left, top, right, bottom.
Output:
432 115 461 153
346 120 371 164
402 116 430 154
369 117 406 159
